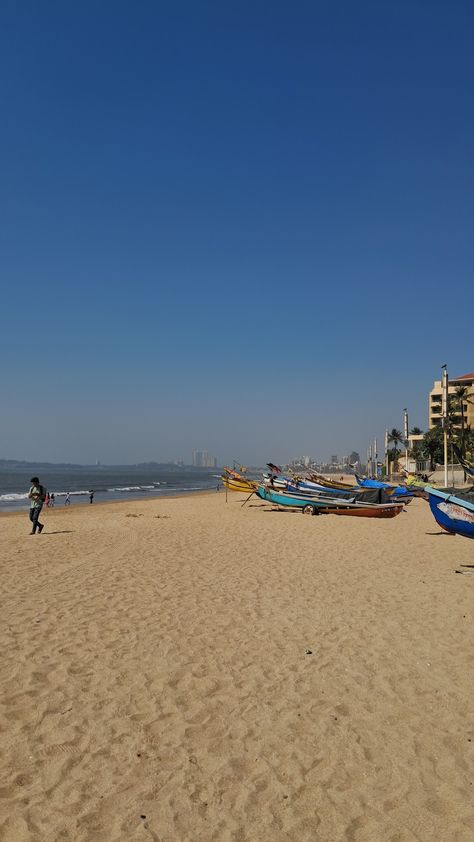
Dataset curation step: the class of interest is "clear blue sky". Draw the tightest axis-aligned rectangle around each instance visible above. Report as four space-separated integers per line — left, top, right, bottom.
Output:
1 1 473 464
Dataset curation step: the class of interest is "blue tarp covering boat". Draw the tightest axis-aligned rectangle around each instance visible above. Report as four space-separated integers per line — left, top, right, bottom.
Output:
355 474 412 497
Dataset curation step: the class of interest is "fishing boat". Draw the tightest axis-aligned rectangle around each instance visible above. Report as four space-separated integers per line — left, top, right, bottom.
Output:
222 476 258 493
256 485 404 518
221 467 258 493
298 473 411 504
284 478 396 504
425 487 474 539
308 473 355 490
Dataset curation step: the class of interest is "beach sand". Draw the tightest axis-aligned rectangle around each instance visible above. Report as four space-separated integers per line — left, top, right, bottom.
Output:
1 492 473 841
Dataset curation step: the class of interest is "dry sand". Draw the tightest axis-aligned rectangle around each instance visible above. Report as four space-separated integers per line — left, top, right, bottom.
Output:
1 492 473 841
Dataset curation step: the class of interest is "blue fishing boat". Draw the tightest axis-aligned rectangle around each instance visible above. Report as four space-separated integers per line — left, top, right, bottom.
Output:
256 485 404 518
425 487 474 539
285 479 396 505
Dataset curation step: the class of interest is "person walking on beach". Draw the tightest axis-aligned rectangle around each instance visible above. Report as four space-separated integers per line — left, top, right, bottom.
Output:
45 492 50 507
65 492 71 506
50 492 55 507
28 477 46 534
89 490 94 504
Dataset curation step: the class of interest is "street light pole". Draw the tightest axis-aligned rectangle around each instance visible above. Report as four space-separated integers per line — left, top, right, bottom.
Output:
385 429 389 477
403 408 409 472
441 364 449 486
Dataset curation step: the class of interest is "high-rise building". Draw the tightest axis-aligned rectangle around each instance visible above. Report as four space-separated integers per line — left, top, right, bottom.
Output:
349 451 360 465
192 450 217 468
331 455 338 465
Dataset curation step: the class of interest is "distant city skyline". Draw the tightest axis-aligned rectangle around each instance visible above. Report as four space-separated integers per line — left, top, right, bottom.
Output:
1 4 472 465
1 363 473 466
192 450 217 469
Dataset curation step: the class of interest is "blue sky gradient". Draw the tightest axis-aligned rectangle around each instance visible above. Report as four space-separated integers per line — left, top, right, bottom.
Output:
1 1 473 464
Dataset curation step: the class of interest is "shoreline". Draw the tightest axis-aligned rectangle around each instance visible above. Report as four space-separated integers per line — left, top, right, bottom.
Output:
0 487 219 518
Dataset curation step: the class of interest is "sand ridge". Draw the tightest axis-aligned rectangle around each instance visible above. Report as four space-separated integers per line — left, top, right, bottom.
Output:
1 493 473 841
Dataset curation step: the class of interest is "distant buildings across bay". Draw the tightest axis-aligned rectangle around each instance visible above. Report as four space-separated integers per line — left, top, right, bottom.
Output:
288 452 360 474
192 450 218 469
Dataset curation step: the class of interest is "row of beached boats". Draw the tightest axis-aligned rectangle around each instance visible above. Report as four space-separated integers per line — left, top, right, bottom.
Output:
221 465 474 538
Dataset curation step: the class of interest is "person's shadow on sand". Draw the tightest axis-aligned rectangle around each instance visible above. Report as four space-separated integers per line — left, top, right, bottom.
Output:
43 530 75 535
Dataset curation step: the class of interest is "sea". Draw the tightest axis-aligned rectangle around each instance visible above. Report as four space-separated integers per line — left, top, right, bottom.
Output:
0 465 223 512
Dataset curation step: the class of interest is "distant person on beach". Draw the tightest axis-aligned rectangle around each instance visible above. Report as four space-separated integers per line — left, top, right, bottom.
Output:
50 492 55 507
89 490 94 504
28 477 46 534
65 492 71 506
45 492 50 507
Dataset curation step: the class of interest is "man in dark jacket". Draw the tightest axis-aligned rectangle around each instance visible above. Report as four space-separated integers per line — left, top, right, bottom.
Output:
28 477 46 534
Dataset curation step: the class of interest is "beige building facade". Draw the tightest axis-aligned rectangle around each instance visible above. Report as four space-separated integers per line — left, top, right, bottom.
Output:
429 372 474 430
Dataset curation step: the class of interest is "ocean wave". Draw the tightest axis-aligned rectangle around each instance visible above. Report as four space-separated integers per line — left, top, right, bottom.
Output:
54 490 90 497
0 481 213 505
0 489 90 502
109 485 161 493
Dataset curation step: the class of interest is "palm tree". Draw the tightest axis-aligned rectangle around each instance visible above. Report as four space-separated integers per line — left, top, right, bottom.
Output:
453 386 474 455
408 426 424 469
422 426 444 470
387 428 403 470
388 428 403 451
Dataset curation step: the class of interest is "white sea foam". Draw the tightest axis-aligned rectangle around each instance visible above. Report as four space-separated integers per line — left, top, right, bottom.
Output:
0 478 215 507
0 490 90 502
110 485 159 492
54 490 89 497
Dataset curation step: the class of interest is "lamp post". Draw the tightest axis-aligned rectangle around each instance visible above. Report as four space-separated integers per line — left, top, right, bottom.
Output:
403 408 409 472
441 364 449 486
384 429 389 477
374 438 377 478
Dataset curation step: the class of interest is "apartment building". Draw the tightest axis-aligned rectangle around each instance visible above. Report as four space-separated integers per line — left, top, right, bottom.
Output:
429 371 474 430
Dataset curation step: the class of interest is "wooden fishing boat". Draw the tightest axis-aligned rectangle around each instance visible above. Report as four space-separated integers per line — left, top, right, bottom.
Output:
308 473 356 490
221 476 258 493
285 479 396 505
221 467 258 493
316 504 402 518
256 485 404 518
305 473 411 503
425 487 474 539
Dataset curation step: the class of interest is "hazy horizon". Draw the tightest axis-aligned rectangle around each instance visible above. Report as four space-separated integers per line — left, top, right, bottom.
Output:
2 3 472 466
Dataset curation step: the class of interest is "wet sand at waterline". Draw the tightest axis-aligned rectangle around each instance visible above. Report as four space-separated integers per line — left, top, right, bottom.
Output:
1 493 473 841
